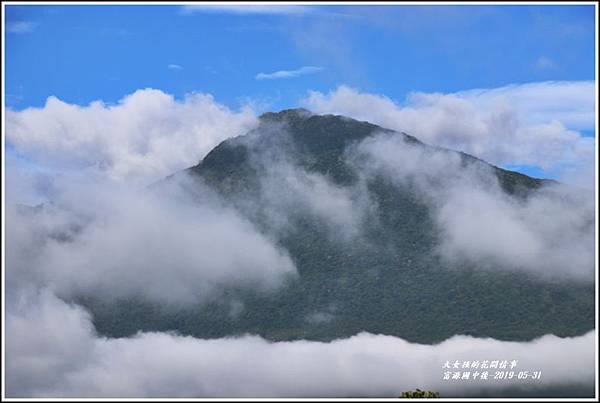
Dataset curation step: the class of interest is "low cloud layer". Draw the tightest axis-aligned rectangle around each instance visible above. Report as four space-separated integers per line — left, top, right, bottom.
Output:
302 82 595 188
350 131 595 280
6 89 258 185
6 171 296 306
6 290 594 397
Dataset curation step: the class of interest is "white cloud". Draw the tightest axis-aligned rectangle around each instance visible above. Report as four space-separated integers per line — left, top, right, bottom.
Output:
209 123 376 243
301 82 595 189
4 83 596 398
250 159 373 242
6 89 258 186
5 171 297 306
256 66 324 80
167 63 183 70
350 131 595 280
6 21 37 33
6 290 594 397
182 5 312 15
454 81 595 130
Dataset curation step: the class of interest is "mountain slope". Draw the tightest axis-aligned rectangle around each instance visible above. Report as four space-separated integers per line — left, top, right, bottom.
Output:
84 108 594 344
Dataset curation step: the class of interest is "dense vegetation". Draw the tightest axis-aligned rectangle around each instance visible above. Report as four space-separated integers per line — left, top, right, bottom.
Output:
81 109 594 344
400 389 440 398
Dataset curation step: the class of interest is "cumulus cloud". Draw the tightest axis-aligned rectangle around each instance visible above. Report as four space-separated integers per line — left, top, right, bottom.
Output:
256 66 324 80
5 170 296 306
301 82 595 188
5 89 258 186
6 290 594 397
167 63 183 70
349 131 595 281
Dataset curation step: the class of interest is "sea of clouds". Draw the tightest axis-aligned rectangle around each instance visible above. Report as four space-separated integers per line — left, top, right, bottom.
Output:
4 81 596 397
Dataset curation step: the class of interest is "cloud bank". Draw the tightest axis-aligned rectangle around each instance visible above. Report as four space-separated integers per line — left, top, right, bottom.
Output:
256 66 324 80
302 82 595 188
6 89 258 186
6 290 594 397
5 171 296 306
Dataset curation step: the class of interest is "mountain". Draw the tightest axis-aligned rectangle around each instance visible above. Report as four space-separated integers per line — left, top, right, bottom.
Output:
82 108 594 344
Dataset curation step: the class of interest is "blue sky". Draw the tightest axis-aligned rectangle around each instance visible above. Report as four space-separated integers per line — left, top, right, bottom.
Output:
5 4 595 110
3 3 597 184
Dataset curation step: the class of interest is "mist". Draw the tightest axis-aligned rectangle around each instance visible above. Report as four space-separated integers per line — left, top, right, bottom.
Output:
6 289 594 397
348 131 595 281
223 122 378 243
6 169 297 306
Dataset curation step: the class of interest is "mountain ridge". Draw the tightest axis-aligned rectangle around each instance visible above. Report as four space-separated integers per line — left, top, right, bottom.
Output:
192 108 557 195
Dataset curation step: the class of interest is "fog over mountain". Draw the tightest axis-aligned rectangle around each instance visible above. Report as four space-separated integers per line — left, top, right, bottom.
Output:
5 106 595 398
6 291 594 398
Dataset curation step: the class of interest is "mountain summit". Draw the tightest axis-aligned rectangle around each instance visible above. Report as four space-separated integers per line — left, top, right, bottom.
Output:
87 109 594 344
259 107 314 122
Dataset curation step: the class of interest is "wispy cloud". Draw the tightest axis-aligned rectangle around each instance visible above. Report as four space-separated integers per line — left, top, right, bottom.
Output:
6 21 37 34
6 93 24 104
255 66 324 81
168 64 183 70
182 5 312 16
534 56 557 71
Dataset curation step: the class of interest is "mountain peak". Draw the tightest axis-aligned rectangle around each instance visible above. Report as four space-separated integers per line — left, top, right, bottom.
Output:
259 108 313 123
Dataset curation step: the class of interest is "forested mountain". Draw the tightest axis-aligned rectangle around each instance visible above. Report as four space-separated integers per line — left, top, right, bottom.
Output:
82 109 594 344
